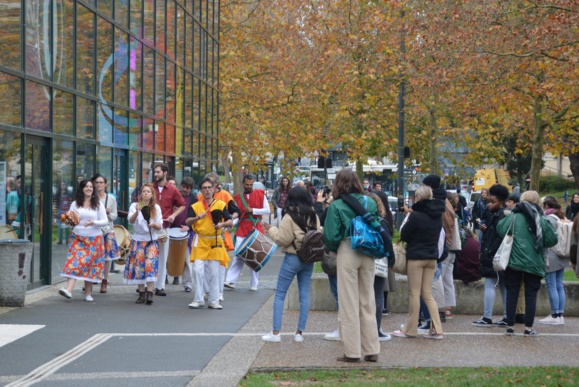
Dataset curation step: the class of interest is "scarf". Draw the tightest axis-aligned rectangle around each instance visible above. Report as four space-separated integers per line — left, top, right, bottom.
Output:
512 201 543 252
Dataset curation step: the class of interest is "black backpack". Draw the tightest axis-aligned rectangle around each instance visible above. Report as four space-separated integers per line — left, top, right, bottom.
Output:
293 229 325 263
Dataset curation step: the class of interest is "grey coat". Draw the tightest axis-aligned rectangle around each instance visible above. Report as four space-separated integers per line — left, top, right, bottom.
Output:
545 215 571 273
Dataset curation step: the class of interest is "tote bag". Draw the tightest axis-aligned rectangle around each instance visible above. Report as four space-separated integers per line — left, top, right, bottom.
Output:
375 257 388 278
493 215 516 272
391 242 407 275
449 217 462 252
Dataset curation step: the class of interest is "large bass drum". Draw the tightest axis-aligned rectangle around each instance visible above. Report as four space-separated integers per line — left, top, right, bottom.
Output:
235 229 277 272
166 227 189 277
0 224 18 240
113 225 132 265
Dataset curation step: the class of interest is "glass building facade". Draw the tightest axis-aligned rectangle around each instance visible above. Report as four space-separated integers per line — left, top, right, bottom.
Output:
0 0 220 288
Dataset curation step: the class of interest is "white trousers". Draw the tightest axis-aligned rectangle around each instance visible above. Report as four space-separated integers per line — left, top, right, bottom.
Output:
194 260 220 304
276 207 283 227
155 234 170 290
225 236 259 288
182 245 193 287
441 253 456 307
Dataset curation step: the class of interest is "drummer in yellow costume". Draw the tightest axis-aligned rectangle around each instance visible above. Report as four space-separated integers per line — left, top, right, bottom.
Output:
186 177 233 310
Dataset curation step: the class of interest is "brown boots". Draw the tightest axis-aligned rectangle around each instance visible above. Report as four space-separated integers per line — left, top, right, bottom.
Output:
100 279 108 293
146 291 153 305
136 292 146 304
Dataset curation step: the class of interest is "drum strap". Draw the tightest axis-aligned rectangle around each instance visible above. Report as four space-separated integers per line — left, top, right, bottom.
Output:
240 194 259 228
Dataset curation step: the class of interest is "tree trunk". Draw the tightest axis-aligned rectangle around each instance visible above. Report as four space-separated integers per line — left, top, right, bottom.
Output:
221 153 231 183
569 152 579 190
356 160 364 182
429 109 439 175
530 95 547 191
232 153 243 195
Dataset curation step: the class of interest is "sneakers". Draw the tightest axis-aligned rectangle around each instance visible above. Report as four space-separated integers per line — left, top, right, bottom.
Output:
524 328 539 337
262 332 281 342
324 329 340 341
219 295 224 302
472 317 494 327
294 333 304 343
538 315 564 325
505 327 515 336
382 308 389 316
59 288 72 299
85 295 94 302
495 317 508 327
424 332 443 340
417 321 431 334
250 286 258 291
393 330 411 338
173 277 179 285
438 312 446 323
378 330 392 342
444 307 453 319
184 285 192 292
188 301 205 309
208 303 222 310
224 282 236 289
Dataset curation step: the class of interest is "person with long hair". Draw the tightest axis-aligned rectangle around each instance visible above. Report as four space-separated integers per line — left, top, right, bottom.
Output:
271 177 291 226
91 174 119 294
261 187 321 342
124 183 163 305
393 184 446 340
59 179 108 301
566 192 579 221
497 191 558 336
323 169 381 363
539 196 570 325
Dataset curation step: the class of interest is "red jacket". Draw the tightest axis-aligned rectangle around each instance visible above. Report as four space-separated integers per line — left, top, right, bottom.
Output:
153 182 186 228
234 189 265 237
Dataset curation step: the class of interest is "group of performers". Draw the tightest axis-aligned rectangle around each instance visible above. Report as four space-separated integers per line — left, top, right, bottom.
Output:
58 164 271 309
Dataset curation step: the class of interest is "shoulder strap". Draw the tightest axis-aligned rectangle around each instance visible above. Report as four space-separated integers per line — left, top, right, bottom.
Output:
342 194 380 231
239 193 258 227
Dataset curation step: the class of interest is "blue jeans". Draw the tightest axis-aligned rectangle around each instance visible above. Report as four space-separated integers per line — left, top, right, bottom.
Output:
327 274 338 310
545 269 566 314
484 276 506 320
273 254 314 332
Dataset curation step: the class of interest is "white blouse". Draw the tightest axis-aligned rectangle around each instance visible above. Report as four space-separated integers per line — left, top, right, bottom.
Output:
129 203 163 241
70 201 108 237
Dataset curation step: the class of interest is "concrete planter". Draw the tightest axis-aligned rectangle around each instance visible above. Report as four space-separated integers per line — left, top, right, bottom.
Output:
0 240 33 307
286 273 579 317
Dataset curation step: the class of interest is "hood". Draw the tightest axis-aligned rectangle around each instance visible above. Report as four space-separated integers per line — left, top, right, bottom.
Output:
412 198 446 218
432 187 447 201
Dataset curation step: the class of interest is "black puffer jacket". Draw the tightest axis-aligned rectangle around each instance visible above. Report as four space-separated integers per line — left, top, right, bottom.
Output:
479 207 506 277
400 199 446 260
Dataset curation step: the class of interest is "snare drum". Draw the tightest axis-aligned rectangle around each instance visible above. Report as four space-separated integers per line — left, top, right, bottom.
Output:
0 224 18 240
236 229 277 272
167 227 189 276
157 228 169 244
113 225 132 265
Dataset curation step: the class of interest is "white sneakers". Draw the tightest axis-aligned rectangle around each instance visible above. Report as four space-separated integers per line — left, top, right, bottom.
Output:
262 332 281 342
323 329 340 341
294 333 304 343
208 303 222 310
59 288 72 299
188 301 205 309
85 295 94 302
538 315 565 325
250 286 258 291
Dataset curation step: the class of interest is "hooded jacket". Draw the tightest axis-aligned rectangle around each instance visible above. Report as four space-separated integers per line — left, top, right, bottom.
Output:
400 198 446 260
480 207 506 277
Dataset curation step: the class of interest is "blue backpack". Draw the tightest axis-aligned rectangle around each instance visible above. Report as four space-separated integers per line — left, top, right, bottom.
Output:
350 196 385 258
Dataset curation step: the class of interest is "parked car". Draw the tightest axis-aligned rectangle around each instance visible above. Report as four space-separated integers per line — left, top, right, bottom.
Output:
221 183 234 195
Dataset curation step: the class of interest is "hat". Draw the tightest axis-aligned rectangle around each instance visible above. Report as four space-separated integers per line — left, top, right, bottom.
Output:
422 175 441 189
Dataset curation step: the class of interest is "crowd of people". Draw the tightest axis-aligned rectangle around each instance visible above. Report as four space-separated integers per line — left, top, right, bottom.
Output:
53 165 577 362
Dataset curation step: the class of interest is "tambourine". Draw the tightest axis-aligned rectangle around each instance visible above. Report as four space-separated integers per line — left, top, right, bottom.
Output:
60 210 80 227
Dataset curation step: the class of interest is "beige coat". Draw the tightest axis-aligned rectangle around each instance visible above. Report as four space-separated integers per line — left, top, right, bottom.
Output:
266 213 321 254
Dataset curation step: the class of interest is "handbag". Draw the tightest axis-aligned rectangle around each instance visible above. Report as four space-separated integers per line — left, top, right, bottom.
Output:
321 249 337 276
493 214 516 271
374 257 388 278
449 217 462 252
391 242 407 275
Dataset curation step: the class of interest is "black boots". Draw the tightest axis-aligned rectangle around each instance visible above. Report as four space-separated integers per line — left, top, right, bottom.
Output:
136 292 146 304
146 291 154 305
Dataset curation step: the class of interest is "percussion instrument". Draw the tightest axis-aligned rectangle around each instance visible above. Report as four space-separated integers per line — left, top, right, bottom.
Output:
167 227 189 277
61 210 79 227
236 229 277 272
0 224 18 240
157 228 169 244
113 225 132 265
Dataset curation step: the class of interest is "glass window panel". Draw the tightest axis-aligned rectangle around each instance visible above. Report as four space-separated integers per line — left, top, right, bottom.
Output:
207 37 213 84
155 54 165 117
25 1 51 79
129 112 141 149
77 5 96 95
155 121 165 152
97 17 113 105
185 15 193 68
25 81 50 131
143 0 154 45
77 97 95 139
166 61 176 124
143 47 154 114
129 38 142 111
52 139 74 274
142 120 155 151
184 73 192 128
84 0 95 8
0 72 22 127
195 0 201 20
175 67 184 127
76 143 95 183
183 128 191 156
175 7 185 65
194 21 200 76
157 0 166 53
167 2 176 60
175 126 183 155
142 152 154 185
208 0 214 36
96 146 112 182
53 91 74 135
114 109 128 147
0 0 22 70
199 83 206 134
114 29 129 107
98 103 114 144
174 156 183 185
166 124 175 154
130 0 142 34
193 79 200 131
128 150 140 209
115 0 129 28
54 0 75 88
192 129 199 159
99 0 113 19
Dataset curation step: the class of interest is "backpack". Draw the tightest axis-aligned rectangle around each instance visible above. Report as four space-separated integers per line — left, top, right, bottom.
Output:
548 214 573 258
293 229 325 263
349 196 385 258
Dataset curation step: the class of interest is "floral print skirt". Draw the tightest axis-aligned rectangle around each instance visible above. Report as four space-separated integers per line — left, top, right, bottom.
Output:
123 239 159 285
61 233 104 283
102 231 120 261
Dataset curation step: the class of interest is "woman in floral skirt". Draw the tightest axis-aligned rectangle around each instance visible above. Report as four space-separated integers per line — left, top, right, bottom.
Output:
124 183 163 305
59 179 109 302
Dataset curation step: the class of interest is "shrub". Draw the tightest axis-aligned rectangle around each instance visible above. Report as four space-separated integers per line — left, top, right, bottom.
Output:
539 175 577 193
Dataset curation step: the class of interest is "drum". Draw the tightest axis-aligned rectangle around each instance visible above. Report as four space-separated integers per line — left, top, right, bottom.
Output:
0 224 18 240
167 227 189 277
157 228 169 244
113 225 132 265
236 229 277 272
